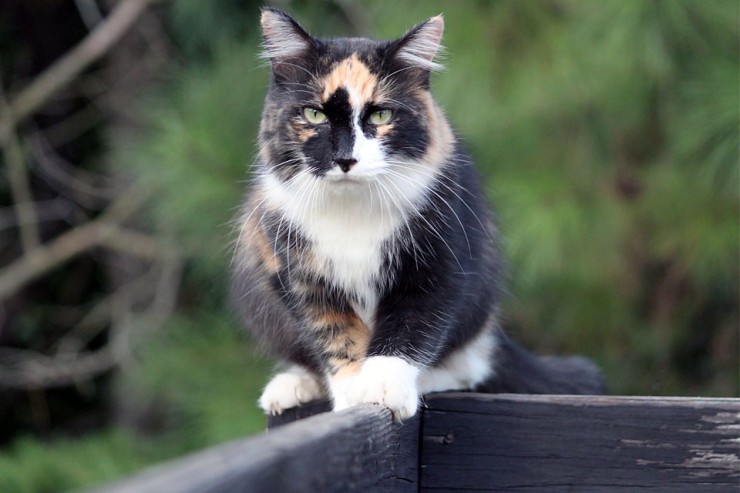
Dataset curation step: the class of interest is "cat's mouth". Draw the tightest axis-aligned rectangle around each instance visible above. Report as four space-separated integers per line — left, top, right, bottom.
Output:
324 175 368 187
323 169 377 185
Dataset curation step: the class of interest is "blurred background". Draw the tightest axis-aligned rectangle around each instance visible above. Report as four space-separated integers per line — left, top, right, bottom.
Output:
0 0 737 491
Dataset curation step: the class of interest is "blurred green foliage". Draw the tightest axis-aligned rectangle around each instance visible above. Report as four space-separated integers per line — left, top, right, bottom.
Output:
125 0 738 395
1 0 737 491
0 313 270 492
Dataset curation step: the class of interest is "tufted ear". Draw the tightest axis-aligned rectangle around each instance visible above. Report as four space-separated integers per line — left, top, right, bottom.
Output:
391 15 445 72
259 8 315 69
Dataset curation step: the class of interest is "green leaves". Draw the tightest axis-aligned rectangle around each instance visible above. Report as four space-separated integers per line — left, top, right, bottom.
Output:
438 0 740 395
109 0 738 397
109 44 266 283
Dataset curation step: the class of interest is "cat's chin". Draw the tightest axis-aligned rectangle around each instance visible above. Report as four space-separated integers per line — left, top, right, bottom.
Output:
322 173 373 187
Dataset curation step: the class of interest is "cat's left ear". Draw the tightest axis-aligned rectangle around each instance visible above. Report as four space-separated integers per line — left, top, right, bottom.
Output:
390 15 445 72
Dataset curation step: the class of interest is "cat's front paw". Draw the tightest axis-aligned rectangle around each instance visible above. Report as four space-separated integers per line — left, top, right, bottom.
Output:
259 367 325 416
343 356 420 421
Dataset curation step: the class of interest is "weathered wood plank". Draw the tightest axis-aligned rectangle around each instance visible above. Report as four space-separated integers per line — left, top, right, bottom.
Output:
88 404 415 493
267 399 419 492
87 393 739 493
267 399 332 428
420 393 740 492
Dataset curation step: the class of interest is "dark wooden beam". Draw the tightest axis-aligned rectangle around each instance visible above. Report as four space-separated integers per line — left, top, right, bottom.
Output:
91 403 418 493
267 399 332 428
420 393 740 492
87 394 739 493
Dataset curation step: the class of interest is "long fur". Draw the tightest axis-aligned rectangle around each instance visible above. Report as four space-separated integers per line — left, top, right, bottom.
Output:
232 9 603 420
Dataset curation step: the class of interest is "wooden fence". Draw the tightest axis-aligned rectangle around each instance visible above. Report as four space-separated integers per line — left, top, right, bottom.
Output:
90 393 739 493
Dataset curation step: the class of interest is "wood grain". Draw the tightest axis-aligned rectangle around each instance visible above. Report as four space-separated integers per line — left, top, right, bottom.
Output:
87 393 739 493
420 393 740 492
91 403 417 493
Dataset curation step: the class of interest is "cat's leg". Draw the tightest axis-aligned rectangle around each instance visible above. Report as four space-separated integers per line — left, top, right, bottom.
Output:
258 364 326 415
339 329 496 419
312 312 371 413
340 330 496 420
285 300 372 415
298 313 374 414
337 278 497 421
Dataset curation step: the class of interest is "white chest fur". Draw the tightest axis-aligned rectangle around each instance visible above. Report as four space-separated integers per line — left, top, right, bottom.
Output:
302 190 396 324
260 159 440 326
261 173 400 325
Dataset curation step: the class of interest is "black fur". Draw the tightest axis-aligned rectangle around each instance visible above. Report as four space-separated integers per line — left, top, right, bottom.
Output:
233 9 604 419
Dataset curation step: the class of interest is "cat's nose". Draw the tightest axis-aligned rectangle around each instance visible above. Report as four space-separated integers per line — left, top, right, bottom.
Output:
335 157 357 173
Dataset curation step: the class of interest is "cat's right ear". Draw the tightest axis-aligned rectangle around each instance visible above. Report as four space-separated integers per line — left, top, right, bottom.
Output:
260 8 316 77
389 15 445 73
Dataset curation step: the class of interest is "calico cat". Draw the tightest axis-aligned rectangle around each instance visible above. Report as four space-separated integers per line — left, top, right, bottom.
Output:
232 8 603 420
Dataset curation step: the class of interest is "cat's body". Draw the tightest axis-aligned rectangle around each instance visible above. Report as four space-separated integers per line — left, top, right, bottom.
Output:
232 9 603 420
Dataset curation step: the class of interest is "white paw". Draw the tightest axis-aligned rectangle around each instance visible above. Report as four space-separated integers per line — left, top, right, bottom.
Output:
258 367 324 416
338 356 420 421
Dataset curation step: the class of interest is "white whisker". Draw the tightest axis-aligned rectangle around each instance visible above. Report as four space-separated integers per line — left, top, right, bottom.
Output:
378 172 465 274
387 158 493 243
383 167 472 260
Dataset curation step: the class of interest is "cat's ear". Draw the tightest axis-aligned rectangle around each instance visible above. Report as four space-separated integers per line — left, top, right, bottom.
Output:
260 8 316 70
390 15 445 72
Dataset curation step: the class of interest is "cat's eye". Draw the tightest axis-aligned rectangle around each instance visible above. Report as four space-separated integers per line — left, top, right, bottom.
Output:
303 107 327 124
368 109 393 125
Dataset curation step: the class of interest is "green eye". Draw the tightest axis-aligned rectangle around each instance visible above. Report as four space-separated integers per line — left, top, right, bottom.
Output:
369 109 393 125
303 107 327 124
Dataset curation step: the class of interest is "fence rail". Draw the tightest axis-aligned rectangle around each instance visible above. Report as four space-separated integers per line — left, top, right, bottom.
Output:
89 393 740 493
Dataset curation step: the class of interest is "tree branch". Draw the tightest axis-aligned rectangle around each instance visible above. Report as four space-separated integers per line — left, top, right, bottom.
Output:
0 187 155 300
0 0 156 136
0 86 40 251
0 345 118 390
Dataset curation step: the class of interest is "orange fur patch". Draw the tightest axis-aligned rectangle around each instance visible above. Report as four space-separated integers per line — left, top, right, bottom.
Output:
321 54 378 107
245 215 279 273
237 193 281 273
292 123 318 143
312 310 370 372
254 227 280 272
331 359 363 377
419 90 455 171
315 310 358 327
376 123 394 138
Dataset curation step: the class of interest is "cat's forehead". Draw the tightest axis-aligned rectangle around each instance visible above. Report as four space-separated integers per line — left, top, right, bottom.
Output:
317 37 385 67
314 39 387 108
319 54 377 107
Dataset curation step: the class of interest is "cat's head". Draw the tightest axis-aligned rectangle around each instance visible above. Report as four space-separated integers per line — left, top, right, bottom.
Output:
258 8 453 192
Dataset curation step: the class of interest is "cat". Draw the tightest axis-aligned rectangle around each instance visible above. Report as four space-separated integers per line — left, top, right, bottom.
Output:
231 8 604 421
